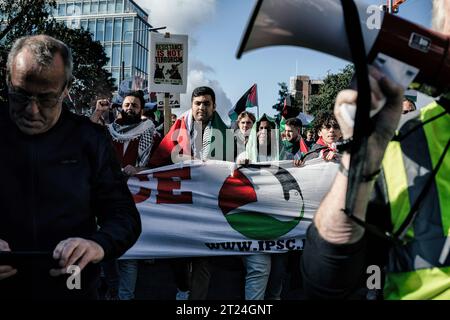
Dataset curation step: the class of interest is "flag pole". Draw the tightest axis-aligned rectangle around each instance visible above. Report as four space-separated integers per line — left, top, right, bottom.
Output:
257 102 260 119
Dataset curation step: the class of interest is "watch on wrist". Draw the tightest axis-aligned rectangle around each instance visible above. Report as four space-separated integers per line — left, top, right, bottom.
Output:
335 137 354 153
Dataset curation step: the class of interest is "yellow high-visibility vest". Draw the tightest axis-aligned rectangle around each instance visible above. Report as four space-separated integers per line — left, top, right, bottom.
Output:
382 102 450 300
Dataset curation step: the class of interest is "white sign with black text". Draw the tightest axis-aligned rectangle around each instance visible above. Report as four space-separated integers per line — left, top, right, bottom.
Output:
149 33 188 93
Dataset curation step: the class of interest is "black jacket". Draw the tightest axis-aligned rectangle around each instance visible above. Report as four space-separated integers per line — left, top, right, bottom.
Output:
0 106 141 299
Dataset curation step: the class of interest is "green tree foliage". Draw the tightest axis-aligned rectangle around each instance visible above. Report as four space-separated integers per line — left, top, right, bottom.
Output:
0 0 54 43
272 82 289 112
43 21 115 113
308 64 355 117
0 0 114 113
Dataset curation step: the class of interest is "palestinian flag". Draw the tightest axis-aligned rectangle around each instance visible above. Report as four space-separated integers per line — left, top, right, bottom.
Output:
148 111 229 168
281 95 300 120
228 84 258 121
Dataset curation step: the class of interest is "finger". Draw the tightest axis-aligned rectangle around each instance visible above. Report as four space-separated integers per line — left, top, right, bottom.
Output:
53 240 67 260
0 265 15 273
369 75 385 111
66 246 87 268
0 239 11 251
0 268 17 280
334 90 358 110
76 252 94 271
60 239 80 267
379 75 404 103
49 268 66 277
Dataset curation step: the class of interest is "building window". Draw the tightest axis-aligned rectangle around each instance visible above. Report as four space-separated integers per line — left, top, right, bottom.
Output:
112 69 120 87
139 47 143 70
123 44 132 67
123 18 133 42
124 68 131 80
82 2 90 14
88 20 96 36
105 44 112 67
139 20 144 44
80 19 88 30
113 18 122 42
66 3 73 15
124 0 131 13
66 2 79 15
108 0 115 12
96 19 105 42
68 19 79 29
112 44 121 67
134 44 139 69
58 3 66 15
105 19 113 41
99 1 107 13
116 0 123 13
144 50 148 73
91 1 98 14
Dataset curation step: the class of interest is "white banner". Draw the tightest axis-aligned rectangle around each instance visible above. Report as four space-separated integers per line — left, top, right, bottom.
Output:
123 159 337 259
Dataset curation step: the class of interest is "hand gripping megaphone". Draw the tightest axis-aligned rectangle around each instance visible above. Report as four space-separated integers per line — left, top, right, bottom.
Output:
237 0 450 97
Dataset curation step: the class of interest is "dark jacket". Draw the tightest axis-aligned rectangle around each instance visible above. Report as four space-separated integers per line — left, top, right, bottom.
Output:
0 106 141 299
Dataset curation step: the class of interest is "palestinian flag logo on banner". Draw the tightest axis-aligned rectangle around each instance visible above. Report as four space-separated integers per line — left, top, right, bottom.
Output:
218 165 304 240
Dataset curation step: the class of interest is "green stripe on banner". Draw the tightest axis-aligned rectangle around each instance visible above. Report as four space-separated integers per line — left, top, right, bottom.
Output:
383 141 413 237
421 102 450 237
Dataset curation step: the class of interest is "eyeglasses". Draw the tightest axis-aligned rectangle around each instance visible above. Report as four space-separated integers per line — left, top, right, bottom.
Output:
322 124 340 130
8 83 66 110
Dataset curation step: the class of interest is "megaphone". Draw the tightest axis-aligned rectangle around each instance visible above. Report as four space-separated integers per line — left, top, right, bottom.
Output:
237 0 450 97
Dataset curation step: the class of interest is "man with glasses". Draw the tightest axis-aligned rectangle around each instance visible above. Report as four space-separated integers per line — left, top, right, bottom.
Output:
301 111 342 163
0 35 141 299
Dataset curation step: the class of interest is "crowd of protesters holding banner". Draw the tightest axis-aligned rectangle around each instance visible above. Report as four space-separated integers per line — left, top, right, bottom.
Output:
4 0 450 300
0 35 414 300
79 79 346 300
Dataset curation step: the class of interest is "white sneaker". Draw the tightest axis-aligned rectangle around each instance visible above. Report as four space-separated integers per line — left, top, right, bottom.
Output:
176 289 190 300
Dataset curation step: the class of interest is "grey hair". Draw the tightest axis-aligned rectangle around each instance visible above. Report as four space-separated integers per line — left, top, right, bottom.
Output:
432 0 446 32
6 35 73 86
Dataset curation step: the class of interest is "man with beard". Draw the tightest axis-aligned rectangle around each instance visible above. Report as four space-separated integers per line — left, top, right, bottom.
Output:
148 86 228 167
148 86 229 300
95 91 160 177
95 91 159 300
